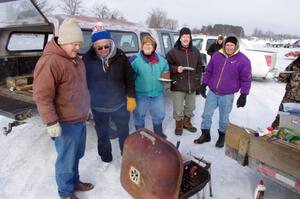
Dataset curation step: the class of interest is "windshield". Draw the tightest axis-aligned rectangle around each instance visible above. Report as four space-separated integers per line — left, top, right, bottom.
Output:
0 0 47 28
192 38 203 51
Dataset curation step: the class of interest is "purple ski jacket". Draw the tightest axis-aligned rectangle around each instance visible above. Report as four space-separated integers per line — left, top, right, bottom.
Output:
202 48 252 96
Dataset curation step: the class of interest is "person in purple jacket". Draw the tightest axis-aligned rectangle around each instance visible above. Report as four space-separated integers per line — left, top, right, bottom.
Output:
194 36 252 148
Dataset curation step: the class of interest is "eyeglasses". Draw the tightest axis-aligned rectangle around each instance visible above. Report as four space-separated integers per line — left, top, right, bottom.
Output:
97 45 110 51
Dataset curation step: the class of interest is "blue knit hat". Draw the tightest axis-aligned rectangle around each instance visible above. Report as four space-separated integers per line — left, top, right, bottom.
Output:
91 24 111 42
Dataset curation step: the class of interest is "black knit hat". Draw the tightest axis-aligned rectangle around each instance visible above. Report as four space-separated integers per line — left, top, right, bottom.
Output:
225 36 238 45
179 27 191 37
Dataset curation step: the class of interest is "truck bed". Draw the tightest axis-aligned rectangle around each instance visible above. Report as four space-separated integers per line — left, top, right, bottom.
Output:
0 84 35 117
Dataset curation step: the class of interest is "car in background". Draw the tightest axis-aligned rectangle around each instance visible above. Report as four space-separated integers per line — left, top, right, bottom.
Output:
192 35 277 78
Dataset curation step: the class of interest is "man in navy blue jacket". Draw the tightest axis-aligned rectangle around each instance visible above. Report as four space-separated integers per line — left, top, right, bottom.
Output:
83 24 136 170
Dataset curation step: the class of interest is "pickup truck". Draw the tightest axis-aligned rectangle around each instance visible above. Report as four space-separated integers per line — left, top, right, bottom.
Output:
192 35 278 79
0 0 178 110
225 123 300 194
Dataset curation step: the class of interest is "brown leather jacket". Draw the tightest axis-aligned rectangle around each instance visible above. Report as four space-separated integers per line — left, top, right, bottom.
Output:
33 38 90 125
166 46 203 93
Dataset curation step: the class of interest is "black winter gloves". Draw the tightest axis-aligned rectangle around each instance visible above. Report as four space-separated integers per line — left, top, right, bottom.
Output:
199 84 207 98
236 94 247 108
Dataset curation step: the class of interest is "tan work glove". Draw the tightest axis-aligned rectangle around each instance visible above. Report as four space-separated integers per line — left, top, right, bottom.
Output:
127 97 136 112
47 122 62 137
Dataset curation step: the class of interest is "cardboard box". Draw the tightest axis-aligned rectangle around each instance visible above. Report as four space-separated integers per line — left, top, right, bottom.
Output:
6 75 33 89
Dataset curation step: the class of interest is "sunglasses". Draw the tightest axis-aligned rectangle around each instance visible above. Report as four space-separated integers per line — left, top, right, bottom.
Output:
97 45 110 51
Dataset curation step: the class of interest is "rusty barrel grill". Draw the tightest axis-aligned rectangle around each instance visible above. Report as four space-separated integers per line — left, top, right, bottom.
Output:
120 128 212 199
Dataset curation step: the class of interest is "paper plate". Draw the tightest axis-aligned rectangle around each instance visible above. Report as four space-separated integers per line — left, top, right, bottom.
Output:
158 78 172 82
183 66 195 71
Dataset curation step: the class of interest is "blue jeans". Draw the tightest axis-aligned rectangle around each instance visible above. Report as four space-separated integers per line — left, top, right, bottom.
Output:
201 91 234 133
92 105 129 162
133 95 165 129
54 122 86 197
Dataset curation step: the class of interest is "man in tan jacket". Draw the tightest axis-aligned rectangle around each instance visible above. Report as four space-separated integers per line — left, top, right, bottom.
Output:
33 19 93 199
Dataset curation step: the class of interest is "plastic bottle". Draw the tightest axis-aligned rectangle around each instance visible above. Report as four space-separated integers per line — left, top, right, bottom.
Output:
254 180 266 199
254 130 270 137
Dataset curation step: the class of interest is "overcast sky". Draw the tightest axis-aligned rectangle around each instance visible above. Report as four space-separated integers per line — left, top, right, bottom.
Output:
83 0 299 36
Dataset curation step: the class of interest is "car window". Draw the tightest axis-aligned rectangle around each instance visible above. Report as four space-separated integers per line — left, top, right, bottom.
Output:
173 34 179 42
192 38 203 51
206 39 216 51
7 32 46 51
162 33 172 54
79 30 139 54
80 30 92 54
110 31 139 53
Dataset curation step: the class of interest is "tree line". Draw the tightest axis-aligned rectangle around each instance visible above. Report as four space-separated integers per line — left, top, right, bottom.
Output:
192 24 245 37
32 0 298 39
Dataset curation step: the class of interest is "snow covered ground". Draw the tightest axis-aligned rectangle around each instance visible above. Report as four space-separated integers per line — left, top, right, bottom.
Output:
0 43 299 199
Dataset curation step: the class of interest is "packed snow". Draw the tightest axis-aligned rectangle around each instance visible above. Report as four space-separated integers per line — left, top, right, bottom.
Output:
0 42 299 199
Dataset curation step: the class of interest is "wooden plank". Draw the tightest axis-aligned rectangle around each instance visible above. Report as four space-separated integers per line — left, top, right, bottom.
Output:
248 135 300 179
0 85 34 104
225 123 252 149
237 137 250 166
16 84 33 91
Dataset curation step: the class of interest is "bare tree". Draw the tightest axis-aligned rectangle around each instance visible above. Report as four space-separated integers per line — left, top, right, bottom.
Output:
192 28 201 34
60 0 83 16
110 9 125 20
164 19 178 30
146 8 178 30
32 0 54 16
91 2 110 18
90 2 126 20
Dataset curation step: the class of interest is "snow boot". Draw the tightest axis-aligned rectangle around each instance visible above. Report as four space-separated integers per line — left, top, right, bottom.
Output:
74 181 94 192
153 123 167 139
194 129 211 144
215 130 225 148
183 116 197 132
175 120 183 136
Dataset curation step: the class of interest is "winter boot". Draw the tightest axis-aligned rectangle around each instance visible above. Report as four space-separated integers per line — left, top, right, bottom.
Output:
194 129 211 144
74 181 94 192
175 120 183 136
215 130 225 148
183 116 197 133
153 123 167 139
